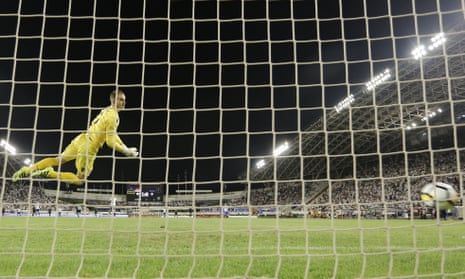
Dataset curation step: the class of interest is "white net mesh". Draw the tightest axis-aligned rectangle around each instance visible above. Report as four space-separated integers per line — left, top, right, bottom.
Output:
1 0 465 278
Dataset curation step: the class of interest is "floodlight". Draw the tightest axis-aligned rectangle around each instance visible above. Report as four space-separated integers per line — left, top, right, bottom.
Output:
405 121 417 130
335 94 355 113
255 159 265 169
412 32 446 59
24 158 32 166
366 69 391 91
0 139 17 155
416 107 443 125
412 45 427 59
428 32 446 50
273 141 289 157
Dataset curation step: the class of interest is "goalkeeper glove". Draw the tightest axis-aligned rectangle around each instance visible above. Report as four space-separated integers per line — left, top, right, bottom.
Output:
122 146 139 157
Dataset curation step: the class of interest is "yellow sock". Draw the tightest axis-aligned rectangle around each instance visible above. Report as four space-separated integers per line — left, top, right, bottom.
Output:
47 170 82 185
30 158 82 185
30 158 61 172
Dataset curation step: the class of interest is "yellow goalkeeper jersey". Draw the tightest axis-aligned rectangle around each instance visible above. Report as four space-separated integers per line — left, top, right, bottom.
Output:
87 106 125 153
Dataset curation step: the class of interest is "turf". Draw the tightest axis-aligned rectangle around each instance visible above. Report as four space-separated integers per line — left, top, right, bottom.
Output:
0 217 464 278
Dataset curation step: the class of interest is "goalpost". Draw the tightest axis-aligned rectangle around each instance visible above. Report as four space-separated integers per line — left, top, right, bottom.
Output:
1 0 465 278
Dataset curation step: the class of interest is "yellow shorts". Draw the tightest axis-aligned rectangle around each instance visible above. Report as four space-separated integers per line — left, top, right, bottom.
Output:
61 134 99 178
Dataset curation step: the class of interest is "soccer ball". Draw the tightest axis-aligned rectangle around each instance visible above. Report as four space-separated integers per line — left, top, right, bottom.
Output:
420 182 458 210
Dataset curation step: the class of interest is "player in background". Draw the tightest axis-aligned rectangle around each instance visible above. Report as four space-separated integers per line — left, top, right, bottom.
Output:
12 89 138 185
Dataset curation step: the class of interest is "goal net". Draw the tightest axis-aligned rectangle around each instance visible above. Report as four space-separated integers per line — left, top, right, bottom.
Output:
1 0 465 278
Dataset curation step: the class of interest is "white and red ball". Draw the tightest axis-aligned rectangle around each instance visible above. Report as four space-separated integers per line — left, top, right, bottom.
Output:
420 182 458 210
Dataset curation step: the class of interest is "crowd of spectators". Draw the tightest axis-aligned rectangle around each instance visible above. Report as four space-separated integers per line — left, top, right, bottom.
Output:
1 182 57 214
153 151 462 219
1 150 463 218
246 151 463 218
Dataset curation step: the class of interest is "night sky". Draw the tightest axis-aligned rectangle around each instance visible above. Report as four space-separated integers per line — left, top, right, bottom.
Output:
0 0 463 189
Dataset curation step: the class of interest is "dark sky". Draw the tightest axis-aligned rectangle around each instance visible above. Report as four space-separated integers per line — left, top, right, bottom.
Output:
0 0 463 187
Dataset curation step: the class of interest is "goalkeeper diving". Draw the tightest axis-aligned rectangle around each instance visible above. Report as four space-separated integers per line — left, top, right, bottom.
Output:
12 89 138 185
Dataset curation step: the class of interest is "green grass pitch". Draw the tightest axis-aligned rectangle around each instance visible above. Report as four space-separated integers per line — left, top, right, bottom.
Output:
1 217 464 278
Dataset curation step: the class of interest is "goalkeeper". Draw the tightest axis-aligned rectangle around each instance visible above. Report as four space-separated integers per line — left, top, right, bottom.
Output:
12 89 138 185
